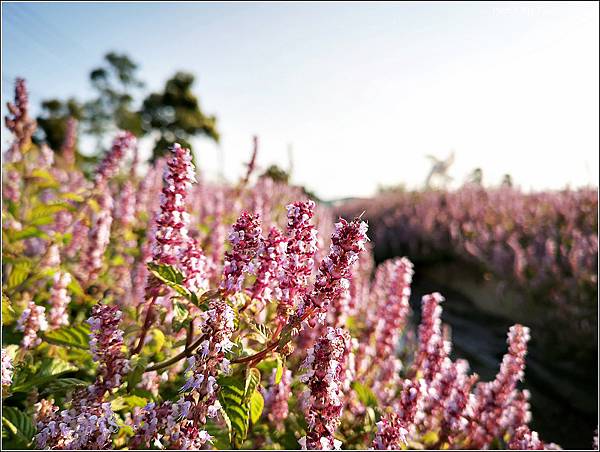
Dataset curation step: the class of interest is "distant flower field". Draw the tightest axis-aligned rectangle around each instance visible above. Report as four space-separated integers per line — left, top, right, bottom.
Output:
1 79 597 450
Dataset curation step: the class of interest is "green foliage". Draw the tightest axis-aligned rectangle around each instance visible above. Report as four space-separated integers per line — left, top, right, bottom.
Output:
218 369 264 449
2 406 36 449
42 324 91 350
140 71 219 161
35 98 82 153
11 358 78 393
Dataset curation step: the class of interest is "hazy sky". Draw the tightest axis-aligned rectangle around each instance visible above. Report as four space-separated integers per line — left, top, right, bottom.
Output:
2 2 598 200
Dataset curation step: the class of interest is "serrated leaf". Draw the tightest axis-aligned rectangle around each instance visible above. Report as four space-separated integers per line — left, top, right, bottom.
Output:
12 358 78 393
2 406 36 446
249 390 264 425
7 261 31 289
40 378 89 396
243 367 261 404
218 375 249 448
43 323 90 349
246 321 271 344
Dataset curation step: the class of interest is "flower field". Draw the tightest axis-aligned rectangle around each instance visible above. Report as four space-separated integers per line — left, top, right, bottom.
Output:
1 79 597 450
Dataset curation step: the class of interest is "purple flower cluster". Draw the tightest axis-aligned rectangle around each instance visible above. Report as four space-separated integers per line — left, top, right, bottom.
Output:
508 425 544 450
468 324 531 448
370 258 414 401
220 212 262 294
277 201 318 321
4 78 36 161
48 271 72 328
1 349 13 387
82 190 114 284
302 218 369 321
299 327 353 450
263 368 292 431
252 226 287 302
94 131 137 188
86 303 129 397
181 238 209 295
16 301 48 349
413 292 449 383
61 117 77 166
35 399 119 450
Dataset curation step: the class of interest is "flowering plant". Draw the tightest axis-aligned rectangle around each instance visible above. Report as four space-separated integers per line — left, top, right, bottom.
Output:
1 79 595 450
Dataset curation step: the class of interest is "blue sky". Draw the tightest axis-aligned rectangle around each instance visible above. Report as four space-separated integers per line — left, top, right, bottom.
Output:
2 2 598 199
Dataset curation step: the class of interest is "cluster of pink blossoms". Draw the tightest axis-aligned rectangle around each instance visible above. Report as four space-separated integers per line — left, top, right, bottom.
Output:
251 226 287 302
302 218 369 322
1 349 13 387
220 211 262 294
299 327 353 450
93 131 136 188
151 144 196 267
132 296 235 449
413 292 449 383
468 324 531 448
86 303 129 397
277 201 318 321
181 238 209 295
82 190 114 284
16 301 48 349
35 303 128 449
48 271 72 328
369 258 414 402
508 425 544 450
4 77 36 162
374 378 427 448
263 368 293 431
35 399 119 450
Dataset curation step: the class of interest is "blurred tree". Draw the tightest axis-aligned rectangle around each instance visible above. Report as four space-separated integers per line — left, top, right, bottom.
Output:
140 72 219 161
84 52 145 147
502 173 513 187
260 164 289 184
35 98 83 152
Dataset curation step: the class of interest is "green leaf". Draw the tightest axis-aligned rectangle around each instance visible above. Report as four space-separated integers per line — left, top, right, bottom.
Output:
43 323 90 349
12 358 78 393
218 374 250 448
127 355 150 392
40 378 89 396
6 261 31 290
146 329 166 355
243 367 261 404
67 276 84 297
275 357 284 385
352 381 379 408
146 262 201 303
246 321 271 344
2 406 36 447
9 227 48 242
29 168 59 188
61 192 85 203
2 294 16 324
205 420 232 450
111 395 148 411
147 262 184 285
249 390 264 425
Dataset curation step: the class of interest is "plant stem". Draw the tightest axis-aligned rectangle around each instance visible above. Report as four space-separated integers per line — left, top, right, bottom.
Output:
145 333 209 373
